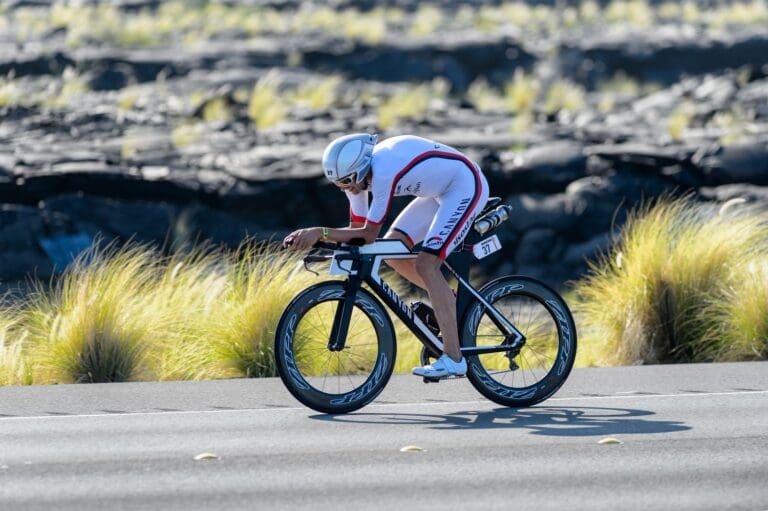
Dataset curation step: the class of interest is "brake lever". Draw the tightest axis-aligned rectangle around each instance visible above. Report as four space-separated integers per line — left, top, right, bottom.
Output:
302 253 332 276
303 258 319 276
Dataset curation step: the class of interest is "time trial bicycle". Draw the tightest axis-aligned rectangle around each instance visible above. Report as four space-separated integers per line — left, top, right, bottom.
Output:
275 198 577 414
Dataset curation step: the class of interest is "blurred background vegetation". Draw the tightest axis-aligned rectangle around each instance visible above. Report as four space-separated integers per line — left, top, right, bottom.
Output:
1 0 767 383
1 0 766 138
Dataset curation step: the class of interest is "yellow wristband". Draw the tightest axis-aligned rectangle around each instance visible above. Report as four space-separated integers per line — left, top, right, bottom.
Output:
321 227 329 240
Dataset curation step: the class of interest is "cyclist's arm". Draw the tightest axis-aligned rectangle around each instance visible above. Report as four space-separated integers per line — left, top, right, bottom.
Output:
284 189 377 249
346 189 368 225
325 221 381 244
340 186 376 241
283 222 378 249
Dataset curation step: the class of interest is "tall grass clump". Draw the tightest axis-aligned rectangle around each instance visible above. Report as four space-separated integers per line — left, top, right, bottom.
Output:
604 0 654 26
340 8 387 44
171 121 204 148
377 80 448 129
543 80 585 115
667 101 696 142
201 97 234 123
0 77 19 108
701 258 768 361
709 109 750 146
194 243 321 378
23 244 161 383
248 71 288 129
466 79 507 113
410 5 444 36
505 69 541 114
0 240 330 385
575 197 768 366
292 75 342 111
377 85 432 129
138 246 231 381
0 312 29 386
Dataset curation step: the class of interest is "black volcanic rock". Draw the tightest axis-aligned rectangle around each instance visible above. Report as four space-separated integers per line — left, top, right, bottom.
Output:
301 34 535 92
0 154 15 174
500 141 587 193
0 204 53 281
698 184 768 211
2 2 768 288
0 51 75 78
503 195 555 234
559 31 768 88
695 141 768 186
43 194 177 244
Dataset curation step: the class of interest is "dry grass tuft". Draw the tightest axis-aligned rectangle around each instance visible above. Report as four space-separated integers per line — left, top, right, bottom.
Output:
574 197 768 366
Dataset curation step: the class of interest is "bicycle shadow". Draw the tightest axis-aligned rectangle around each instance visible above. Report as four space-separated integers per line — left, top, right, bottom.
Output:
311 406 691 436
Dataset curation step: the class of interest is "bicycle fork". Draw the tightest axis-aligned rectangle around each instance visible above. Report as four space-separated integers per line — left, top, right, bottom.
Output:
327 256 368 352
327 280 359 352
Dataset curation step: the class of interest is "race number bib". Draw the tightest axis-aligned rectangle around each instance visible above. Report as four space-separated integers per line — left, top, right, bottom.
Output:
472 235 502 259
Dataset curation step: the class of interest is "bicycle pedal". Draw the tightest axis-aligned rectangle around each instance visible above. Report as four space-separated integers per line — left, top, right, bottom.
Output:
422 375 465 384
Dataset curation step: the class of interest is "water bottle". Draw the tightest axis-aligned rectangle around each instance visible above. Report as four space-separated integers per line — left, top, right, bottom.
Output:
474 205 511 235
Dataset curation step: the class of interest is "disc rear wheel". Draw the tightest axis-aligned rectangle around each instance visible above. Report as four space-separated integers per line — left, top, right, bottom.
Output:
461 276 577 408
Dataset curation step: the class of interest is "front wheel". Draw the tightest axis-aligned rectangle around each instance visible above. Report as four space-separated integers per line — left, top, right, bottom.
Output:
274 281 396 414
461 276 577 408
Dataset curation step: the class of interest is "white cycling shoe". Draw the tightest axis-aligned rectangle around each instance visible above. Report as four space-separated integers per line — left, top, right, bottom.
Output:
412 354 467 379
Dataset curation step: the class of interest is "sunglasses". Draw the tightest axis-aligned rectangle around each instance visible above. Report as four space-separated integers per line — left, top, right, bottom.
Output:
335 173 357 187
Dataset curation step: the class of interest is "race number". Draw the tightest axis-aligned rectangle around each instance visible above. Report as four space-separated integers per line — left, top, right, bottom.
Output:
472 235 502 259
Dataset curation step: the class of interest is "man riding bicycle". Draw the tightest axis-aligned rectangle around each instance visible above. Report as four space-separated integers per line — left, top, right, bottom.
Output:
283 133 489 379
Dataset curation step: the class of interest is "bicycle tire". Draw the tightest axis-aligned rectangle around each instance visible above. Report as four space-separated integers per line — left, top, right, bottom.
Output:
274 281 396 414
461 275 577 408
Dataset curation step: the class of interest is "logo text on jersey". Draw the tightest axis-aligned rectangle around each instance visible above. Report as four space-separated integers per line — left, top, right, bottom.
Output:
395 182 422 195
438 198 471 238
425 236 443 249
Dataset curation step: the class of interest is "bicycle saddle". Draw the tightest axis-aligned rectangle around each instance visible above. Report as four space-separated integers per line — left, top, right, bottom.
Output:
479 197 502 216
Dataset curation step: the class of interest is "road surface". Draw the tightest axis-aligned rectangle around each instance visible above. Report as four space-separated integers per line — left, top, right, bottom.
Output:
1 362 766 510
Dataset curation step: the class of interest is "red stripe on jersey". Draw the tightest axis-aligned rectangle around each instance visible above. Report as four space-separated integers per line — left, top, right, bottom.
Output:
368 151 481 224
439 173 483 260
349 208 367 223
391 227 415 247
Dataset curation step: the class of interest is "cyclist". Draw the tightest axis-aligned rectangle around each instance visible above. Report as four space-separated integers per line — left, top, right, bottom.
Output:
283 133 489 379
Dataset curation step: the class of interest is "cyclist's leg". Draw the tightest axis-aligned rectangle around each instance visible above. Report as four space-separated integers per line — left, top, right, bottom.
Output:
416 174 489 363
414 251 462 360
384 197 438 289
383 230 426 289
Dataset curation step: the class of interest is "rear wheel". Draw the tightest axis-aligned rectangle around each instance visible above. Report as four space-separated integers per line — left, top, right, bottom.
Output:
461 276 577 408
275 281 396 414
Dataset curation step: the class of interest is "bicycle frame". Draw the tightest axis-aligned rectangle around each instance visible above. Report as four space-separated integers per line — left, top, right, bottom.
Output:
319 239 526 358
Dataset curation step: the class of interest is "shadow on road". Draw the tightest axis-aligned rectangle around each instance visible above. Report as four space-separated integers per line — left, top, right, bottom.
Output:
311 406 691 436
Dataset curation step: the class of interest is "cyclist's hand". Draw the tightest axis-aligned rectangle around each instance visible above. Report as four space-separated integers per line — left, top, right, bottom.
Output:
283 227 322 250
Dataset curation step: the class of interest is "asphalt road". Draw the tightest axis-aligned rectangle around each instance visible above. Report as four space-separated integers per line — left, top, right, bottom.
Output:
1 362 766 510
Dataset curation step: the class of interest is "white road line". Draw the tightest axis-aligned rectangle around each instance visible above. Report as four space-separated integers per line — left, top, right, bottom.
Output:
0 389 765 421
549 389 768 402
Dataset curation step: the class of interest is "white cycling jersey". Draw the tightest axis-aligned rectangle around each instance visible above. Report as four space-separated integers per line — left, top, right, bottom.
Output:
344 135 489 260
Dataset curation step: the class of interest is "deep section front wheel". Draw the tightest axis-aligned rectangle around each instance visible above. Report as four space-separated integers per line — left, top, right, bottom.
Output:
461 275 577 408
274 281 396 414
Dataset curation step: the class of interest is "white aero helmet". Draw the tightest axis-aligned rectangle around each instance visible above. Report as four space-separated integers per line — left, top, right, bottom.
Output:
322 133 378 185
